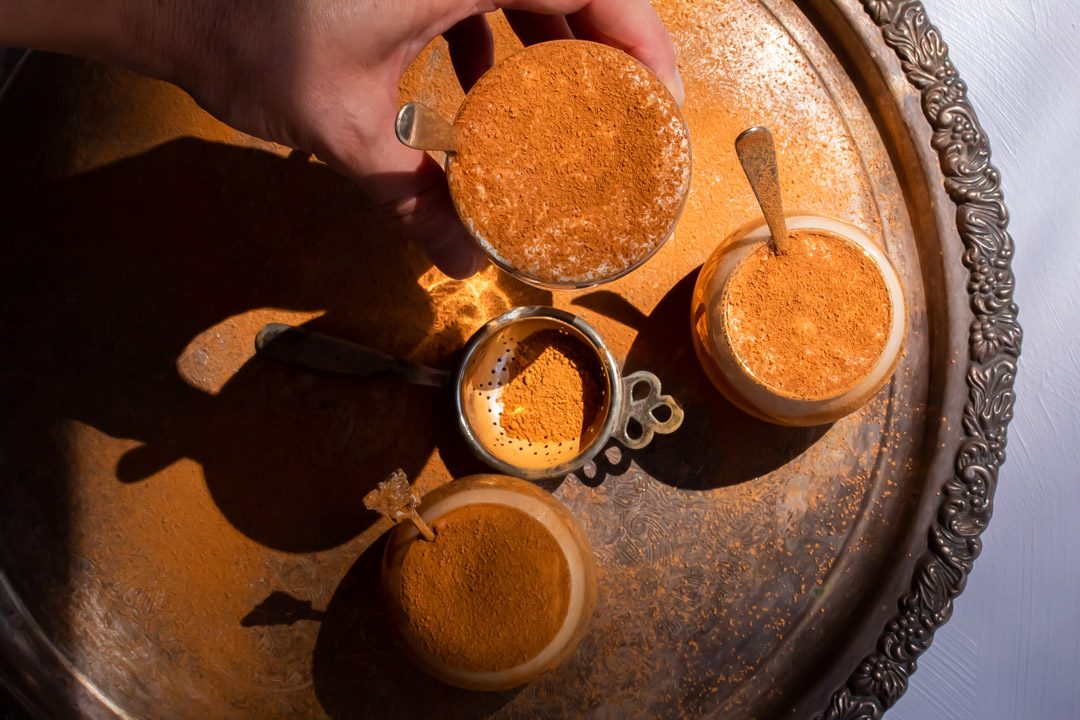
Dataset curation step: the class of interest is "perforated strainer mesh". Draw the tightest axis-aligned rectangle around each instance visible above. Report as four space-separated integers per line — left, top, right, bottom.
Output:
459 317 612 472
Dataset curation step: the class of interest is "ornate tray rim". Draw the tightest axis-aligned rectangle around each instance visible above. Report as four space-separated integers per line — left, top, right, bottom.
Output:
0 0 1021 716
809 0 1021 717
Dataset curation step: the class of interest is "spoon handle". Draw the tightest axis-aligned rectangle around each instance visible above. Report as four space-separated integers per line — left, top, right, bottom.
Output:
255 323 450 388
735 126 790 254
395 102 459 153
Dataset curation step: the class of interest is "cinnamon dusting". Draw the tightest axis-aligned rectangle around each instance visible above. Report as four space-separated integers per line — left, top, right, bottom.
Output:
448 40 691 285
398 503 571 672
722 229 891 400
496 330 604 448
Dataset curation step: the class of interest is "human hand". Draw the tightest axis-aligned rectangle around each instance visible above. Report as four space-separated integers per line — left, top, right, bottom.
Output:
2 0 683 279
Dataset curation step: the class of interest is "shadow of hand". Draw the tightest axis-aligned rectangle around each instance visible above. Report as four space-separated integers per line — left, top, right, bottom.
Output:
4 136 547 552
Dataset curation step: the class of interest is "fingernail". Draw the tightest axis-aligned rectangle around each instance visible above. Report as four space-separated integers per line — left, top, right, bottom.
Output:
672 67 686 108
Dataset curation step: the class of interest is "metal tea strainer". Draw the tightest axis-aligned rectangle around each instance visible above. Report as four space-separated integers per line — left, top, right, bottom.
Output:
255 306 683 480
454 307 683 479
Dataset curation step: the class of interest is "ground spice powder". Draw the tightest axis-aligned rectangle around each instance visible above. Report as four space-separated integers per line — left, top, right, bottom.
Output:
448 40 691 285
398 503 571 672
496 329 604 448
722 229 891 400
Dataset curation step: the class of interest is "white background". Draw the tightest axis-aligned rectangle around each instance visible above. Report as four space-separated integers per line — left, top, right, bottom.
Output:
889 1 1080 718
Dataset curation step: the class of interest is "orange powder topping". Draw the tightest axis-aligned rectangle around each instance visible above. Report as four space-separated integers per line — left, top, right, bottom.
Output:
722 229 892 400
398 503 571 672
497 330 605 447
447 40 691 285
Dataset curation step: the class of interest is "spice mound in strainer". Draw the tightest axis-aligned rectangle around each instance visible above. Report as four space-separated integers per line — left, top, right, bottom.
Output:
462 327 610 472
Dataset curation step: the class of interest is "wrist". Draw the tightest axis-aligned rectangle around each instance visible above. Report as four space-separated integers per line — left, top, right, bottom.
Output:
0 0 188 82
109 0 190 82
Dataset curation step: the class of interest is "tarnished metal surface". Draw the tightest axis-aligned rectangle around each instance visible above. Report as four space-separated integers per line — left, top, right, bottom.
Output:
0 0 1014 717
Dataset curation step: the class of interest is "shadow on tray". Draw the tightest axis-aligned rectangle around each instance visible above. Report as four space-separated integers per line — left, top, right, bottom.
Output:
0 136 548 554
572 269 830 490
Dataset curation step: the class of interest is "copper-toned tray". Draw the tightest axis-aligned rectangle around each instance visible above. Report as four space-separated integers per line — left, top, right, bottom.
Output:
0 0 1019 718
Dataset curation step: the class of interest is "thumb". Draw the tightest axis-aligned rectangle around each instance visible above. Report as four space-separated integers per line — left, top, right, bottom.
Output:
313 91 486 280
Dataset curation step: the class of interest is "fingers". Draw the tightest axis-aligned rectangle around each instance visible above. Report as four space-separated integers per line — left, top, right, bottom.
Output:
502 10 573 46
381 155 489 279
314 91 486 280
443 14 494 92
491 0 684 105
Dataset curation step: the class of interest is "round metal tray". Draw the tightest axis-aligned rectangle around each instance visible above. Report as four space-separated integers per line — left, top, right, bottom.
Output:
0 0 1019 717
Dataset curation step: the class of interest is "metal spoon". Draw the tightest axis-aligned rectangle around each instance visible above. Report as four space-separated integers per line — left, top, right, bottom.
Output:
395 102 459 153
735 126 790 255
254 323 450 388
363 469 436 542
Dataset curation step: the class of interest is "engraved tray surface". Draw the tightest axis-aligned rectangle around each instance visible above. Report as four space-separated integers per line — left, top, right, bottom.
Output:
0 0 1019 718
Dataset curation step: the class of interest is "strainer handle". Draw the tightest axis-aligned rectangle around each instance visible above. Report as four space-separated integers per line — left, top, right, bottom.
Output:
614 371 685 450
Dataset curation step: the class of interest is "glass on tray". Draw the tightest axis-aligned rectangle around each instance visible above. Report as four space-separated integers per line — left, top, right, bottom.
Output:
691 213 907 426
407 39 692 289
379 474 598 691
